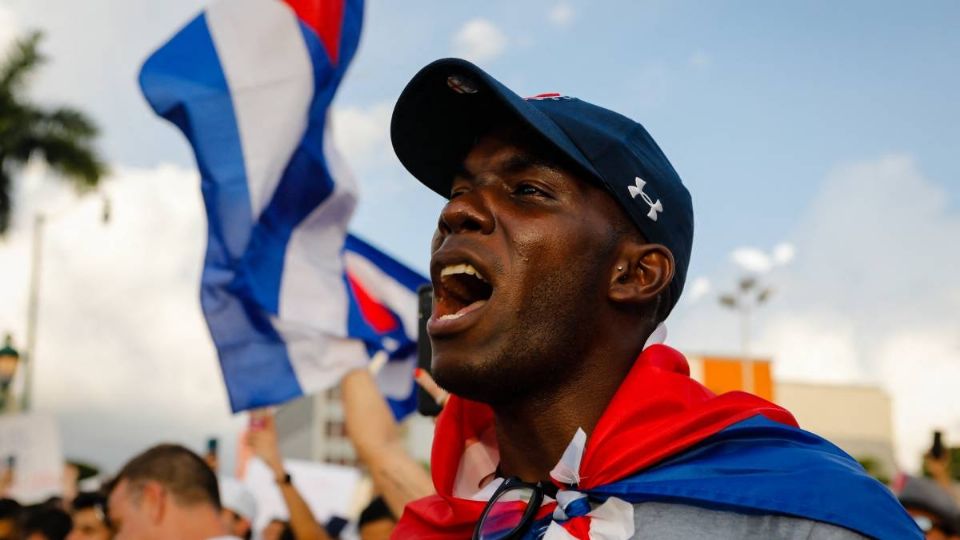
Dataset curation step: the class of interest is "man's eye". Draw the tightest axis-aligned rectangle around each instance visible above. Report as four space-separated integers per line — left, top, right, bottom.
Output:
450 189 466 199
514 184 544 196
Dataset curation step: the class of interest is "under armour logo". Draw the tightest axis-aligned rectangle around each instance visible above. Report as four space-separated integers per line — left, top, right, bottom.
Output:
627 177 663 221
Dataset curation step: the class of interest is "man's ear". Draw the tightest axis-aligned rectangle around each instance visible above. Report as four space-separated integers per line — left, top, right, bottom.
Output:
608 242 675 305
142 481 166 523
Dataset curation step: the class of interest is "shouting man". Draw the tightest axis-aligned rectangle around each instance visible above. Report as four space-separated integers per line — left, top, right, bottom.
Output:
389 58 919 539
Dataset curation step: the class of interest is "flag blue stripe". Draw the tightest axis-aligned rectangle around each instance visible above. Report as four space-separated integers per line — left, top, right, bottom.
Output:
345 234 428 293
139 13 304 412
139 14 253 259
588 415 921 539
386 389 418 420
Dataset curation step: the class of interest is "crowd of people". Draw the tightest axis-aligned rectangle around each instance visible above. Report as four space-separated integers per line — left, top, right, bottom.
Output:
899 449 960 539
0 365 444 540
1 364 959 540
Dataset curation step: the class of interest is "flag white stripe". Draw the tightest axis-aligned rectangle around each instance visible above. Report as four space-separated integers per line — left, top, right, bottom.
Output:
207 0 314 219
274 320 368 395
279 119 357 334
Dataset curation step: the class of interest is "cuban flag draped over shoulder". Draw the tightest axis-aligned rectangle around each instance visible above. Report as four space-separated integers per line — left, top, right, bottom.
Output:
139 0 426 416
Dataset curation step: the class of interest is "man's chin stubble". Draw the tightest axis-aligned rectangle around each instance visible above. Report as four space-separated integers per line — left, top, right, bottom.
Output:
433 341 579 407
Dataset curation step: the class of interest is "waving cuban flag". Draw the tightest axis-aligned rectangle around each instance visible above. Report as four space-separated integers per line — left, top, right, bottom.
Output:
342 234 427 418
139 0 426 416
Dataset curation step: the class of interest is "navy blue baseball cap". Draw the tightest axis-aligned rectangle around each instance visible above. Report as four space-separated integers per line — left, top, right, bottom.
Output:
391 58 694 316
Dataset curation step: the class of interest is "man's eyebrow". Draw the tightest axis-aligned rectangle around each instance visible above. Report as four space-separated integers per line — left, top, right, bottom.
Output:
452 162 473 182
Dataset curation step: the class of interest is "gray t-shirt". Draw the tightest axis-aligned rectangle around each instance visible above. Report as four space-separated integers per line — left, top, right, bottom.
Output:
631 502 867 539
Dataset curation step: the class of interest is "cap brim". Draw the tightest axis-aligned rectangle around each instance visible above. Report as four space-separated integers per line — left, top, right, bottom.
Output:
390 58 599 198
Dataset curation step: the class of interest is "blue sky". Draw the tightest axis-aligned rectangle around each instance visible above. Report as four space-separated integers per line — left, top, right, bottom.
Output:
0 0 957 472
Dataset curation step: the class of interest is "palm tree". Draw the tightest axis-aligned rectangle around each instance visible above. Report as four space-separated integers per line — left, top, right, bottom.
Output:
0 31 106 234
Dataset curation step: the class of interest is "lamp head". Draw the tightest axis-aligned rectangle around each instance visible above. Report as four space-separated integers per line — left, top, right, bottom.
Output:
0 334 20 388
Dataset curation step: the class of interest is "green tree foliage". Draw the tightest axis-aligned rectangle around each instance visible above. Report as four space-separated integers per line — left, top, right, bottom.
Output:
0 31 106 234
856 456 891 486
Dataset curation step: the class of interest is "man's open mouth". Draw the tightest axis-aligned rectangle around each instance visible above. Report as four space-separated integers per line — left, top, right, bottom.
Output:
433 262 494 321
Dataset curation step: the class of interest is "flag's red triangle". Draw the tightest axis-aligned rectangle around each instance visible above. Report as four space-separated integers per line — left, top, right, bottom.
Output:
347 272 398 334
284 0 345 64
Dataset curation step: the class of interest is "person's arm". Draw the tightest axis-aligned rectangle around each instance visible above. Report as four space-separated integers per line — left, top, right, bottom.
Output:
0 464 12 498
248 410 332 540
924 451 960 504
340 368 435 518
414 367 449 408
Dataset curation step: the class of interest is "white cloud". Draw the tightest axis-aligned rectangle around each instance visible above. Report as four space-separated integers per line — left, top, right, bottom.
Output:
875 327 960 471
730 242 795 274
452 18 507 64
730 246 773 273
771 242 795 266
686 277 712 304
330 101 421 202
548 3 575 28
760 313 864 383
0 5 20 51
331 102 393 171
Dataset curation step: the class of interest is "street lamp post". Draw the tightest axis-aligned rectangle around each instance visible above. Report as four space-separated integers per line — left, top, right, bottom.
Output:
718 276 773 394
18 196 110 412
0 335 20 413
19 214 44 412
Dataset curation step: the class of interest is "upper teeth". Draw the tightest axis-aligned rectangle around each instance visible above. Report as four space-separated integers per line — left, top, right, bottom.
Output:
440 263 487 282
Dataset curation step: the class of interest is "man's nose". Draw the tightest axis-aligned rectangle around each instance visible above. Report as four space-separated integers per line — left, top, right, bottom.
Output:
437 189 494 236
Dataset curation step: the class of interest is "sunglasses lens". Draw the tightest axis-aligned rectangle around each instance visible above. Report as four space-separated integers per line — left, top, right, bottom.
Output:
477 485 538 540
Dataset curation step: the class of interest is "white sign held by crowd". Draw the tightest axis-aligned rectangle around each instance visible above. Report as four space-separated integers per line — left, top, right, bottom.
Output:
243 457 361 533
0 413 64 503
